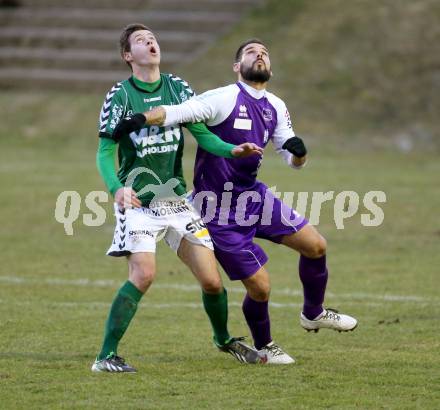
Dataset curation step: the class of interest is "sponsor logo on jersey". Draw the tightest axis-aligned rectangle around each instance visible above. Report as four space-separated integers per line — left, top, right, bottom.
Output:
109 104 123 130
144 96 162 103
138 145 179 156
99 82 122 132
239 104 248 118
233 118 252 130
130 126 182 157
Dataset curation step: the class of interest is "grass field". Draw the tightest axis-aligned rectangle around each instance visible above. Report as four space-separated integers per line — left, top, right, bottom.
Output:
0 91 439 409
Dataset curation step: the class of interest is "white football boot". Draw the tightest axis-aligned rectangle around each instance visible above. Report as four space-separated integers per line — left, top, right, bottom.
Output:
300 308 358 333
258 341 295 364
91 353 136 373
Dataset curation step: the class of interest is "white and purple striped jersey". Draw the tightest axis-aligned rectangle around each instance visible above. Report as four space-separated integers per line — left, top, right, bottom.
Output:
163 81 300 194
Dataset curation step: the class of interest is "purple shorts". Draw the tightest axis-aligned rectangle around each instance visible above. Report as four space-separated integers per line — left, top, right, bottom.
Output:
204 183 308 281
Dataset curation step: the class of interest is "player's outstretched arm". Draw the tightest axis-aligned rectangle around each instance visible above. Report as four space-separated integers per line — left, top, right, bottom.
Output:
187 122 263 159
111 108 165 141
231 143 264 158
144 106 166 125
111 89 219 139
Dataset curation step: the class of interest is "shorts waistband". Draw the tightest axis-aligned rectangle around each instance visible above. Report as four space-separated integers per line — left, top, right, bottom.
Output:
148 199 187 208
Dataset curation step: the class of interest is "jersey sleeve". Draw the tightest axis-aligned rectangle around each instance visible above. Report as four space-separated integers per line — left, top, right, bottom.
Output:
186 122 235 158
268 95 298 168
96 138 123 196
168 74 196 102
162 85 238 127
98 82 128 140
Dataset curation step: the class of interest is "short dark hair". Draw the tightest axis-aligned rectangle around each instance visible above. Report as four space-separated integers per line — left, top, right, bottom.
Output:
234 38 268 62
119 23 154 68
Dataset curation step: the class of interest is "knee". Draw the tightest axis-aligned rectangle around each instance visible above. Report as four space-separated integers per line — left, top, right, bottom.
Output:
201 277 223 294
248 282 271 302
303 235 327 259
129 263 155 293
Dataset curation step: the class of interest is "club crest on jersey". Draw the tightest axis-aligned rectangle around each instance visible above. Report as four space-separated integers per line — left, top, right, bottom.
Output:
239 104 248 118
180 91 188 102
263 108 272 121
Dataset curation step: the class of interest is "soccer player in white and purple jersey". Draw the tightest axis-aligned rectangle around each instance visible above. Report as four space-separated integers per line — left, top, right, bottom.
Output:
119 39 358 364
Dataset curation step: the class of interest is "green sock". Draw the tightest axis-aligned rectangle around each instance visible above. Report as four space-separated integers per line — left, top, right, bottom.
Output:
202 288 231 346
97 280 143 360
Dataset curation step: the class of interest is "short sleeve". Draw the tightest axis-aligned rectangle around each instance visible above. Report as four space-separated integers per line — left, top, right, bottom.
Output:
98 82 128 139
168 74 196 103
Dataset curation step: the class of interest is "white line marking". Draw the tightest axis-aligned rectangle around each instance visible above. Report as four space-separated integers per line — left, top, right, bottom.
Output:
0 275 438 304
0 299 303 309
0 299 392 310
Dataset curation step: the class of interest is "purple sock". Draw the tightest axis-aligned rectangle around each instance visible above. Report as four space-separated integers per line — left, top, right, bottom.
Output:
299 254 328 320
242 294 272 350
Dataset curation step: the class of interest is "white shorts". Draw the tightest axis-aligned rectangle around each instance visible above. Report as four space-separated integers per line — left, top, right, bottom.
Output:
107 198 213 256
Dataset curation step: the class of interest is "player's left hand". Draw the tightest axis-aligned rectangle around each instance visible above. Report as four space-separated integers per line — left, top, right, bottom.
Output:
232 143 264 158
112 113 146 141
114 187 142 209
282 136 307 158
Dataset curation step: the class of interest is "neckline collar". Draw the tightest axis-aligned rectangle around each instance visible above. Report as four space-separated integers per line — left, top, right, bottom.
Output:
238 81 266 100
130 75 162 93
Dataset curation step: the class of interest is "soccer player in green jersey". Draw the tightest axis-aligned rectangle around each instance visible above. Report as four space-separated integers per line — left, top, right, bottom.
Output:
91 24 263 372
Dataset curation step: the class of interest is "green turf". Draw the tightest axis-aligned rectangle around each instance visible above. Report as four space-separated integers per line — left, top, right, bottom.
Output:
0 90 439 409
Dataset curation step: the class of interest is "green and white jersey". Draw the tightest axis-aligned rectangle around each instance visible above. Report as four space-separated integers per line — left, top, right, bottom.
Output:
98 73 195 206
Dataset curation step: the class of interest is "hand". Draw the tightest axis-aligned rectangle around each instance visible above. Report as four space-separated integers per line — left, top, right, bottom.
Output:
112 113 146 141
282 136 307 158
231 143 264 158
114 187 142 209
292 156 307 168
145 106 167 125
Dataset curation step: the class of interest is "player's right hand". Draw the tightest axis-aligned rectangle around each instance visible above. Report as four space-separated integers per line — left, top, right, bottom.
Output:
114 187 142 209
112 113 146 141
232 143 264 158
